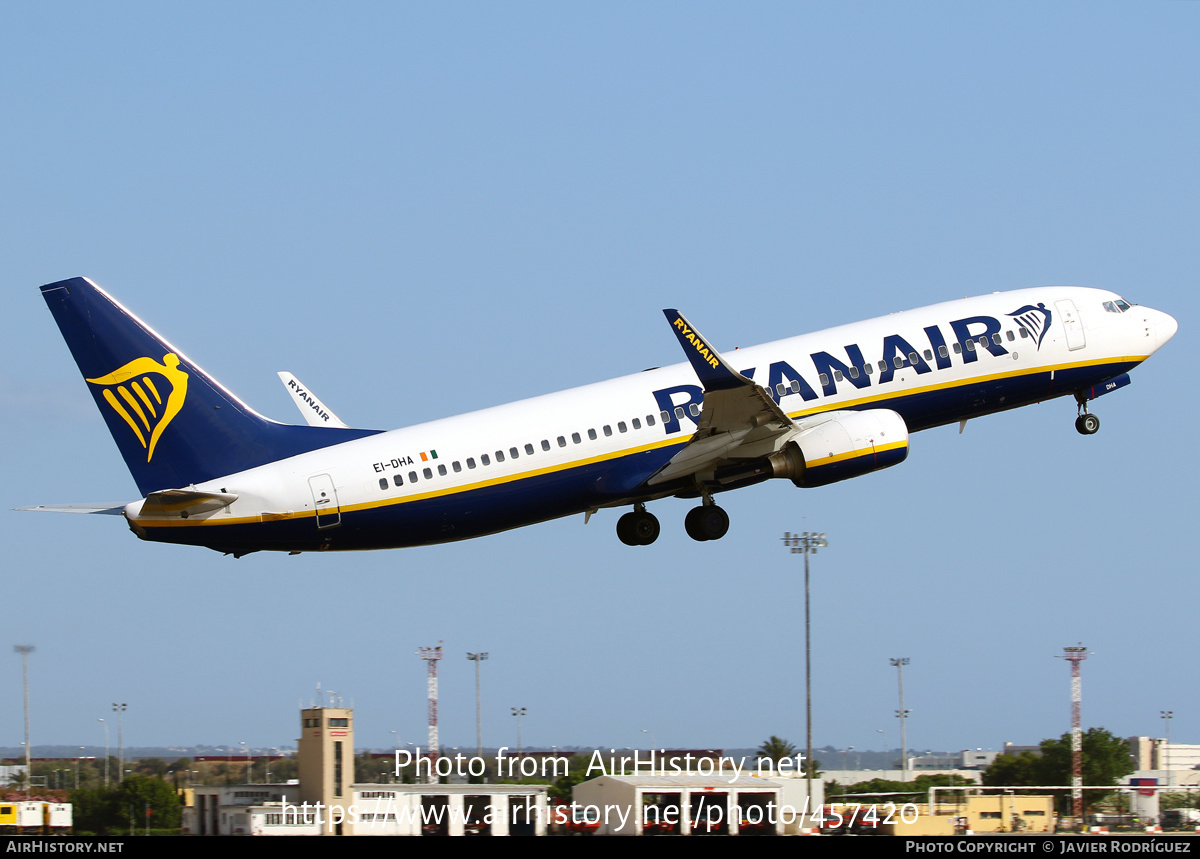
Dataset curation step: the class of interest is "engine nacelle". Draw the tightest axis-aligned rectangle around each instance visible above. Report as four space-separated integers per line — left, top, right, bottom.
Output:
766 409 909 488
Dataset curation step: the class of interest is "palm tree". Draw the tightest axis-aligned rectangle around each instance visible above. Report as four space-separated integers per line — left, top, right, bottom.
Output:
756 736 798 766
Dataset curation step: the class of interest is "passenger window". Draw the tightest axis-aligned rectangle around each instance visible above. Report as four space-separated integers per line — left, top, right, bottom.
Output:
848 367 859 379
510 447 519 459
647 414 657 426
588 428 598 440
688 404 700 417
632 418 641 430
437 464 447 476
618 421 627 433
938 345 949 358
776 383 786 396
525 443 534 455
864 363 873 375
789 380 800 393
819 373 830 386
541 439 550 451
481 454 490 466
953 342 962 354
965 340 976 352
393 474 404 486
908 352 919 364
603 425 612 437
878 360 887 372
409 471 418 483
659 411 670 423
833 370 843 382
1006 330 1015 342
1019 327 1029 338
379 478 388 490
467 458 476 469
923 349 932 360
423 467 433 479
557 436 566 448
495 450 504 462
572 432 582 444
992 334 1002 345
893 356 904 368
452 461 462 473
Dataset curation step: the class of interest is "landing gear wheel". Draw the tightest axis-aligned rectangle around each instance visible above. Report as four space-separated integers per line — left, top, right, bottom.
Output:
617 510 660 546
684 505 729 542
1075 413 1100 435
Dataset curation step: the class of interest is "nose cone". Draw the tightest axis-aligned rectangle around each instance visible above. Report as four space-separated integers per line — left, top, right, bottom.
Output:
1150 308 1178 351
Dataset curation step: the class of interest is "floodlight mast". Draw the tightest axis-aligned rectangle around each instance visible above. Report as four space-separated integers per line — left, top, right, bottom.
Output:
891 658 911 781
781 530 827 810
14 646 34 795
467 652 488 757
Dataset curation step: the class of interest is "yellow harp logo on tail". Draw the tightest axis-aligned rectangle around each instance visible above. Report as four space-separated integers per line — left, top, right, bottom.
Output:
87 354 189 462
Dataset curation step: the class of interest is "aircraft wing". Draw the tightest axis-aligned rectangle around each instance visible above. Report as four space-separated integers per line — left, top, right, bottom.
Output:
648 310 797 485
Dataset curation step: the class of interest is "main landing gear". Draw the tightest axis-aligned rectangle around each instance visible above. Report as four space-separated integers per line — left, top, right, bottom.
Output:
1074 392 1100 435
616 504 660 546
684 504 729 542
614 499 730 545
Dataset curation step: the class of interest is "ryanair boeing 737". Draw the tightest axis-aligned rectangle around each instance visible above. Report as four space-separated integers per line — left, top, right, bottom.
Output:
24 277 1176 556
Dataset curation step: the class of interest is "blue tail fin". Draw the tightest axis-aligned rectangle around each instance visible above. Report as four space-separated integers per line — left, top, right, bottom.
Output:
41 277 380 496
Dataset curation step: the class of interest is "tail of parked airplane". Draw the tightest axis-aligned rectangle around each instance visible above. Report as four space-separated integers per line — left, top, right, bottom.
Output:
40 277 379 496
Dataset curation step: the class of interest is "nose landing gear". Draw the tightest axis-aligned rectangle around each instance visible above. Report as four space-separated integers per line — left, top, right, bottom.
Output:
1074 392 1100 435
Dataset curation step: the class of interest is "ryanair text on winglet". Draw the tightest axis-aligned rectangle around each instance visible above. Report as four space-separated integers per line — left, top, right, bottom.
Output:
673 316 721 369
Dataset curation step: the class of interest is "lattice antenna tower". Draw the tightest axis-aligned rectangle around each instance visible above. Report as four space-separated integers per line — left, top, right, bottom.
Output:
1062 644 1089 822
418 643 444 783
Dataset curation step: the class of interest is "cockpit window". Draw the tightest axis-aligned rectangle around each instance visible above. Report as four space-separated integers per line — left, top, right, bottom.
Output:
1115 299 1131 312
1103 301 1118 313
1105 298 1132 313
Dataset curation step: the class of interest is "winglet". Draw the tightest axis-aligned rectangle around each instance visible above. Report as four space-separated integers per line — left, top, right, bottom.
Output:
277 372 349 428
662 309 751 391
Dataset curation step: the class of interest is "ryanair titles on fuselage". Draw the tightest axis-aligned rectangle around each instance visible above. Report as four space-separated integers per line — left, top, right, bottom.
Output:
654 309 1031 435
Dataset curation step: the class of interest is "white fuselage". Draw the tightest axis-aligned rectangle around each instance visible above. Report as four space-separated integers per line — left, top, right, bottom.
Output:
126 286 1175 552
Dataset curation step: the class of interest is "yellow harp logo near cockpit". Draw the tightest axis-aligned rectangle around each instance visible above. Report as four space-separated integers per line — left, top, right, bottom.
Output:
86 354 189 462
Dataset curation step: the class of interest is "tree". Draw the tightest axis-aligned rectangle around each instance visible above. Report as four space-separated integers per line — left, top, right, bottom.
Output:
1039 728 1133 792
982 728 1134 812
981 751 1047 787
113 775 182 832
756 736 799 766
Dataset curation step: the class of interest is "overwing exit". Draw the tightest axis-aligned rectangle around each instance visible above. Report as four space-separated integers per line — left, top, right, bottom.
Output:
22 278 1176 556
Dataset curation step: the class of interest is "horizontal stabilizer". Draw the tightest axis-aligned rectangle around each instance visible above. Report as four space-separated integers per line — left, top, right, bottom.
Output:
16 503 127 515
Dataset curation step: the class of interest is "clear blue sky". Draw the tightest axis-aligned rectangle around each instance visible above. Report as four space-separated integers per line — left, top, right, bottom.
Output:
2 3 1196 758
